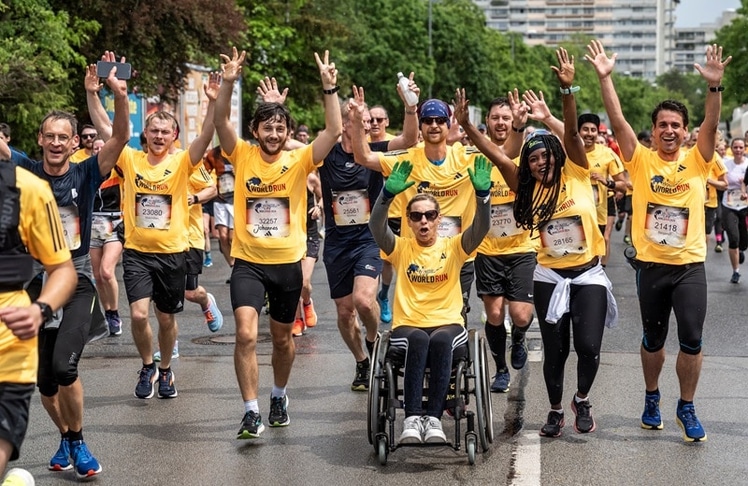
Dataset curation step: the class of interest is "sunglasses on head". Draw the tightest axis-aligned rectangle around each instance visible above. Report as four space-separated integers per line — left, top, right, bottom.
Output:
420 117 448 126
80 133 97 139
371 117 387 124
525 128 551 141
408 210 439 222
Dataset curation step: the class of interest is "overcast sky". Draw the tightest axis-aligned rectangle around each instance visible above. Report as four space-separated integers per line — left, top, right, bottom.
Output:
674 0 741 27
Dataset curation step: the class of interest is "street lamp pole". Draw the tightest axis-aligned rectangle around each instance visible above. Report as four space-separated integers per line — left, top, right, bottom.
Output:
428 0 433 98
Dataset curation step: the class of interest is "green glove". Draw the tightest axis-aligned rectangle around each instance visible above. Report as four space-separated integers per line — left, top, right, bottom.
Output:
468 155 492 196
384 160 415 197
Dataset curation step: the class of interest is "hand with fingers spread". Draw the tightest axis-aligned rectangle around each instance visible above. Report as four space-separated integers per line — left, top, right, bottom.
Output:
694 44 732 87
507 88 529 127
522 90 552 123
551 47 575 87
453 88 471 127
384 161 415 196
584 40 616 79
85 64 103 94
257 76 289 104
348 85 368 124
220 47 246 83
314 50 338 90
468 155 492 195
203 72 222 102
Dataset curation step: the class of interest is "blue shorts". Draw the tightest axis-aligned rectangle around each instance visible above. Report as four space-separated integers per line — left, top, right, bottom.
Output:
323 240 382 299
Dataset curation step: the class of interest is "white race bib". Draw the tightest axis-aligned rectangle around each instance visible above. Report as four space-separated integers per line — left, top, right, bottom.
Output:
644 203 688 248
488 203 523 238
135 194 172 230
218 172 235 195
539 215 587 258
91 215 113 240
332 189 370 226
245 197 290 238
438 216 462 237
723 189 748 211
58 206 81 250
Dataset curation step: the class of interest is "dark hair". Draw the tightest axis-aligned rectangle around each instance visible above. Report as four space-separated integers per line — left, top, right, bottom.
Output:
637 130 651 142
486 97 510 114
651 100 689 129
731 137 745 148
39 110 77 136
251 102 292 133
513 133 567 233
0 123 10 139
577 113 600 131
80 124 97 135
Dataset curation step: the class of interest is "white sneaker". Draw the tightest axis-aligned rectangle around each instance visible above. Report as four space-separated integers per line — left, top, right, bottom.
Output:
422 416 447 443
399 415 424 444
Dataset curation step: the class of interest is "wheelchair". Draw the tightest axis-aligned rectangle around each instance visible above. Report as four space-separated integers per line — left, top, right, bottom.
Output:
367 328 494 465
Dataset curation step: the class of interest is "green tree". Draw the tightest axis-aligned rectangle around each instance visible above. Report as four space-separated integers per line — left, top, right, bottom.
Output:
714 0 748 118
0 0 97 155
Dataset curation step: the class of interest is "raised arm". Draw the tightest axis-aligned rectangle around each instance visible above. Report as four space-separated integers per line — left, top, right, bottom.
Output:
349 86 384 172
585 40 637 161
694 44 732 163
310 50 343 163
369 161 415 255
502 88 529 159
387 72 420 150
215 47 245 156
453 88 520 192
552 47 587 169
187 71 220 165
97 51 130 177
461 156 492 255
84 56 113 141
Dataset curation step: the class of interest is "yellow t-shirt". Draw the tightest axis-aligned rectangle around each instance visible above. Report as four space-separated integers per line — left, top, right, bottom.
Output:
587 144 623 225
627 143 710 264
477 161 535 256
385 234 468 328
188 162 215 250
705 154 726 209
69 149 91 164
228 141 317 264
1 166 71 384
117 146 196 253
379 143 479 238
536 160 605 269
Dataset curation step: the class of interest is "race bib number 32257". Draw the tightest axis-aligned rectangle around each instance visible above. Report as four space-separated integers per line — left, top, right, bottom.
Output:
245 197 290 238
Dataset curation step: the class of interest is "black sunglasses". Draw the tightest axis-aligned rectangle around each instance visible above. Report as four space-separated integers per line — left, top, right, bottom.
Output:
80 133 97 139
371 117 387 124
408 210 439 222
420 117 448 126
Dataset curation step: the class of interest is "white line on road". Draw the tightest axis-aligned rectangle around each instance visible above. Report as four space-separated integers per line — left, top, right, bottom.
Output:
508 431 541 485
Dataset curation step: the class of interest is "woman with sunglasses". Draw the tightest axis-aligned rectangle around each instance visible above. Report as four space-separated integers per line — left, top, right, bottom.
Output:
368 156 491 444
455 47 617 437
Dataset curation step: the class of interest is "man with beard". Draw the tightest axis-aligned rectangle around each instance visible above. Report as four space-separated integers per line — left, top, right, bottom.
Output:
214 48 342 439
69 125 99 163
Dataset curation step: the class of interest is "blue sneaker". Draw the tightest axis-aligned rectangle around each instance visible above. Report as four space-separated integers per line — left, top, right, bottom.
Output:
70 439 102 479
48 437 72 471
676 401 707 442
204 293 224 332
490 369 510 393
135 364 158 399
641 391 663 430
268 395 290 427
157 368 178 399
204 251 213 267
107 314 122 336
377 294 392 324
153 341 179 362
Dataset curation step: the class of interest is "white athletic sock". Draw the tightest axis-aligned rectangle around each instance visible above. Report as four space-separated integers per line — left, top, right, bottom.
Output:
244 399 259 414
271 385 286 398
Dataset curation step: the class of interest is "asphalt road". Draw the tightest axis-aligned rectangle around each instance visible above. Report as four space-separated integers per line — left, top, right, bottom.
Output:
10 232 748 486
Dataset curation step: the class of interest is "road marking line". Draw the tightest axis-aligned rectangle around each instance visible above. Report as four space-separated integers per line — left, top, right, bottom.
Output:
509 431 541 485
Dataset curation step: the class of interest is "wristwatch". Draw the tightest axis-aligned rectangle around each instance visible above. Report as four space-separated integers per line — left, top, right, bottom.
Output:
34 301 54 324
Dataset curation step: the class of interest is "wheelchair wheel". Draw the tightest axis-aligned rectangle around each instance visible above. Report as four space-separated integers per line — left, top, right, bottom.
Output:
469 331 488 452
377 436 388 465
479 336 495 446
466 433 477 465
368 331 389 446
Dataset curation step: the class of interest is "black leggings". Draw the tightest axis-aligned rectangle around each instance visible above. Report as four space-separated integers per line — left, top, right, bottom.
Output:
534 277 608 406
722 207 748 251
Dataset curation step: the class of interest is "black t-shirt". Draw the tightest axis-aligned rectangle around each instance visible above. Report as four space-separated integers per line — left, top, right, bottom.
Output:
317 141 388 247
12 151 103 258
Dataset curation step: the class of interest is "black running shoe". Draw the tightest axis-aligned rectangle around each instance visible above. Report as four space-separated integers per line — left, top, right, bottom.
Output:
268 395 290 427
237 411 265 439
539 410 565 437
351 359 370 391
571 398 596 433
510 339 528 370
